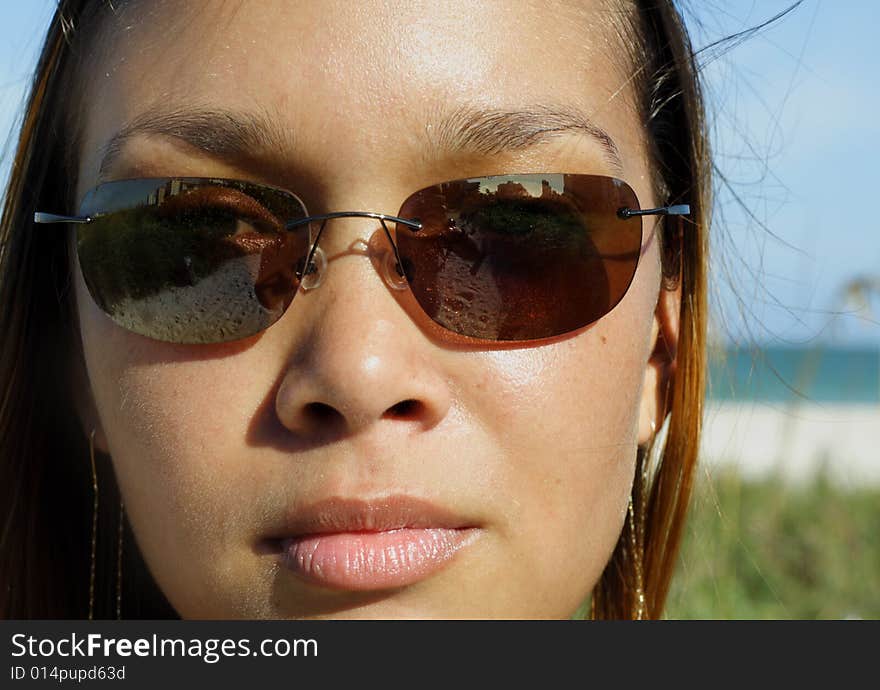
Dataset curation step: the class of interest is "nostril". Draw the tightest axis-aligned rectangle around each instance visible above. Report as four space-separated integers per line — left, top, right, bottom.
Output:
303 401 344 426
385 398 421 419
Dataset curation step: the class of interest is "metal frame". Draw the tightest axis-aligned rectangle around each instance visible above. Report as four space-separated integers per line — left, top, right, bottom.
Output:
617 204 690 219
35 204 691 227
33 209 424 228
34 212 93 224
34 202 690 281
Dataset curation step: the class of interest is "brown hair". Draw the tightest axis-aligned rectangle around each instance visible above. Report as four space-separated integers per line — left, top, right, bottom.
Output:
591 1 710 619
0 0 709 619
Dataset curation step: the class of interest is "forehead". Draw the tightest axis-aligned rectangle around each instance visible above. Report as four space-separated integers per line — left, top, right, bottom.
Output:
75 0 646 199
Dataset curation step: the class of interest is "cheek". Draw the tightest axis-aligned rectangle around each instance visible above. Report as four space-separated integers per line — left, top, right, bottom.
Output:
90 351 275 616
76 266 269 614
466 257 657 488
455 254 657 612
464 324 647 608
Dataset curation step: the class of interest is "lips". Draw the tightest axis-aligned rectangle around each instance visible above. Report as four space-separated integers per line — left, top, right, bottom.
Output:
264 496 479 591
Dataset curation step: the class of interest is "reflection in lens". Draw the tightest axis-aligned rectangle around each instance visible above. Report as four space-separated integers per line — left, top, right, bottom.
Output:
76 178 310 343
396 174 642 341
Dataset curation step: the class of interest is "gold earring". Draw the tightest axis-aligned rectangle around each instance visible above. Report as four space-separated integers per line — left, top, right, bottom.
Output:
628 494 647 620
88 429 98 621
116 496 124 620
642 418 658 486
88 429 125 620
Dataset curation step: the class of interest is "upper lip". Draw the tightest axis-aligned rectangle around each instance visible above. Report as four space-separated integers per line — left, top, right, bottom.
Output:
264 495 474 539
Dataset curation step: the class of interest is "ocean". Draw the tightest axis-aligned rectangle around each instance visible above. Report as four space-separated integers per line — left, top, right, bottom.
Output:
707 345 880 404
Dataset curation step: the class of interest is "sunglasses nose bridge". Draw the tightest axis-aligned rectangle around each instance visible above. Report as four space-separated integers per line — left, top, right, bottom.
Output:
295 212 409 293
299 244 327 291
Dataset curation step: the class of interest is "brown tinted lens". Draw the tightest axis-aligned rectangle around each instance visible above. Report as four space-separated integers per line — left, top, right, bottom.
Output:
76 178 311 344
395 174 642 341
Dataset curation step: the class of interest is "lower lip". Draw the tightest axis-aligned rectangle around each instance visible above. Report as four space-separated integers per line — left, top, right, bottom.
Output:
279 528 477 590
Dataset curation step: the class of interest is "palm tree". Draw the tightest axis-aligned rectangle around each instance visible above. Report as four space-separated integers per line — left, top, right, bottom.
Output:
839 276 880 324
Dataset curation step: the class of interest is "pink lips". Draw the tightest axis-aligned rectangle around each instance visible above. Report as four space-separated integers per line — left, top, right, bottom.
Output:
269 497 478 591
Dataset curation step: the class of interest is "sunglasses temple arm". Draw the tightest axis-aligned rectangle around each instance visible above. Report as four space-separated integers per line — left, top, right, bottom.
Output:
617 204 690 219
34 212 91 224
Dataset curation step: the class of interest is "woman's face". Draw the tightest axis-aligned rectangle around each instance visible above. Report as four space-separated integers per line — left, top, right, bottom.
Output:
71 0 678 618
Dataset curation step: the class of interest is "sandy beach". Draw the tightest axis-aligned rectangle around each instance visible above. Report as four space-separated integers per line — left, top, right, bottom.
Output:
699 401 880 488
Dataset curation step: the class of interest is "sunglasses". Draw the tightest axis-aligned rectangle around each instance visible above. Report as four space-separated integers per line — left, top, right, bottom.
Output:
35 174 689 345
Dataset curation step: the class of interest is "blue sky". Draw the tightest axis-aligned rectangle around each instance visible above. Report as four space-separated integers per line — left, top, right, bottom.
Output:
2 1 878 347
685 1 880 347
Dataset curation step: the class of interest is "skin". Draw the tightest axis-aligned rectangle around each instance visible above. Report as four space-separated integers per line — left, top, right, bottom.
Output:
71 0 680 618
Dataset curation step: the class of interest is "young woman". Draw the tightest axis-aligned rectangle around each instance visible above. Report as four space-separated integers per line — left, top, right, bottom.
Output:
0 0 708 619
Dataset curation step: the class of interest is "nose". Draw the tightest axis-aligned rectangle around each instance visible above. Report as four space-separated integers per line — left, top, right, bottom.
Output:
274 219 452 440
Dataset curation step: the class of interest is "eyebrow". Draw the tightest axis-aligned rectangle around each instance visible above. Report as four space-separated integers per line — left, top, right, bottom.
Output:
429 104 623 172
97 105 291 180
97 102 624 179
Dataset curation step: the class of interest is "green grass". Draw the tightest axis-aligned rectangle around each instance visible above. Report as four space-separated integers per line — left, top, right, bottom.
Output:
664 468 880 619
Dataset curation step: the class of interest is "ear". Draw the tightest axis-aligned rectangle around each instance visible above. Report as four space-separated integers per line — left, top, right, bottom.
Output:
637 276 681 446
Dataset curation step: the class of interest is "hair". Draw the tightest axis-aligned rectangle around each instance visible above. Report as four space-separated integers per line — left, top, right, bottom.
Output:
0 0 709 619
